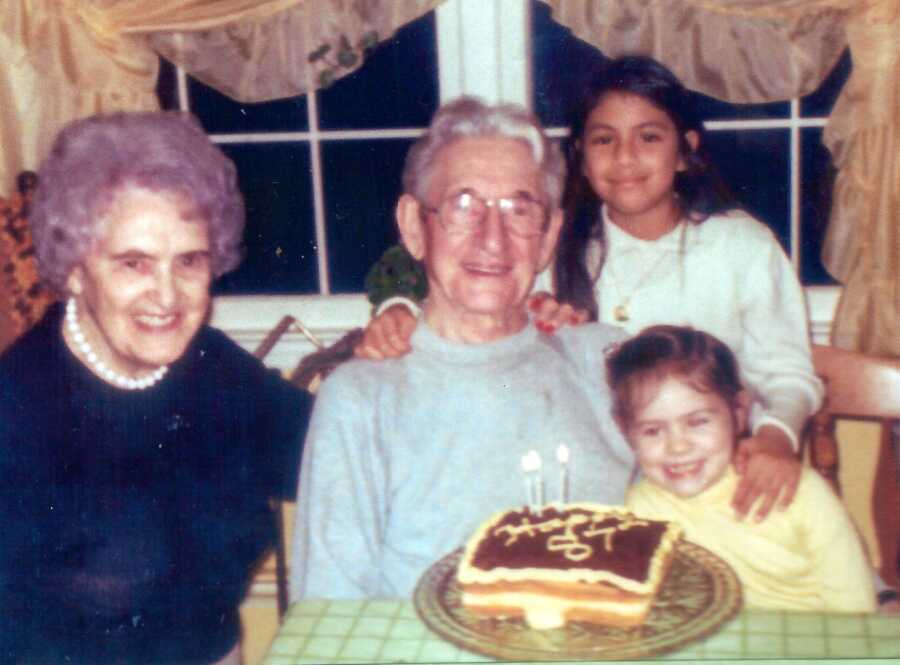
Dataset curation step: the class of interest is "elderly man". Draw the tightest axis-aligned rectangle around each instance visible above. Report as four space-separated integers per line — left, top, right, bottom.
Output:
290 97 633 600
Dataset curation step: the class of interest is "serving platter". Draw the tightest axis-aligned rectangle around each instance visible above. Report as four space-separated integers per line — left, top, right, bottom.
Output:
413 540 742 661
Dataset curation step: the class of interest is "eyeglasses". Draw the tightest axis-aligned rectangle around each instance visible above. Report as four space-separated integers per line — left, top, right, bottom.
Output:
421 190 549 238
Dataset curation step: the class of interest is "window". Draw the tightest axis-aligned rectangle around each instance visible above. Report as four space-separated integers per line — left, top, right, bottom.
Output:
158 12 438 296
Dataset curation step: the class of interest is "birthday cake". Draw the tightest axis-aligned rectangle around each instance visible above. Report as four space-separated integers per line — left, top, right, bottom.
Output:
456 504 682 629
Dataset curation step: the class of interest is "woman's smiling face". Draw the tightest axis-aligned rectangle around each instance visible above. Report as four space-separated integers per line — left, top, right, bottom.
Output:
66 186 213 377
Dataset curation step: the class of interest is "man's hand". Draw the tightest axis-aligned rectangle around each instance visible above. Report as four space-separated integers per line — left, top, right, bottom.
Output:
731 424 801 522
354 304 417 360
527 292 589 334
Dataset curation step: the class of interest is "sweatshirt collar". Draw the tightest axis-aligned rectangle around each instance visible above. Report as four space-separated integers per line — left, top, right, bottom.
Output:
601 204 698 251
411 316 541 367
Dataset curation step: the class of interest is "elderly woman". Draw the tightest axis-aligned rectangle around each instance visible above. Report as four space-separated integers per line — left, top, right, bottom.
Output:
0 112 311 665
290 97 633 600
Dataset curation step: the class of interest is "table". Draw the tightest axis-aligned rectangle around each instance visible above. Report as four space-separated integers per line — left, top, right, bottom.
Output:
262 600 900 664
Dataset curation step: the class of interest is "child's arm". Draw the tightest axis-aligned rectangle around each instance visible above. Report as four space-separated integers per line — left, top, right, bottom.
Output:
736 226 824 446
730 222 824 520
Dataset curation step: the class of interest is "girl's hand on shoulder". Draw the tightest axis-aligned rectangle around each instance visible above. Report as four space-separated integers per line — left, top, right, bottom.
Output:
528 292 590 334
354 304 417 360
731 425 800 522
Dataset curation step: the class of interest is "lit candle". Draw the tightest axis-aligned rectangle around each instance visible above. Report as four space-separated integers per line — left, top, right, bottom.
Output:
534 453 544 516
557 444 569 503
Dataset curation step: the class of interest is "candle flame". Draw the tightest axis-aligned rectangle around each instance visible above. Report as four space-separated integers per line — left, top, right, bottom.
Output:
521 450 541 472
556 444 569 464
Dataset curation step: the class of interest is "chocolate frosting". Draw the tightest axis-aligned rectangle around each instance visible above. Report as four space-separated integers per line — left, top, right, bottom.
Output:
469 506 670 583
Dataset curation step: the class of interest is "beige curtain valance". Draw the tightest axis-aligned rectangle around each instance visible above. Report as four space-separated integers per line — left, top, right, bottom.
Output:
147 0 443 103
546 0 851 103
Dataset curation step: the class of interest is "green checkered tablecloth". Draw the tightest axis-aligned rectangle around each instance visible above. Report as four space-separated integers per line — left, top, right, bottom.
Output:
262 600 900 664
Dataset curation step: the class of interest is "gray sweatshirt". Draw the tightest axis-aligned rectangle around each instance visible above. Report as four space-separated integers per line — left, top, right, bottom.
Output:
290 320 633 600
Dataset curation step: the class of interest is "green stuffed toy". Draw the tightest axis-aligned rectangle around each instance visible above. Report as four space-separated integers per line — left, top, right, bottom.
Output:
364 244 428 312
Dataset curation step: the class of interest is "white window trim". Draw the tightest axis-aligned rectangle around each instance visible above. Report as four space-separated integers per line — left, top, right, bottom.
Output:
437 0 530 106
211 285 840 373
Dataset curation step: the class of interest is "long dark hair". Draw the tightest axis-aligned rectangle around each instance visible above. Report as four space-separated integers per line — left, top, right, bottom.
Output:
555 56 734 319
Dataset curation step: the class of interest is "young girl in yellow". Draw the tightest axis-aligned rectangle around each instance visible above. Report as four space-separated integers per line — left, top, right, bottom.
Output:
607 325 874 613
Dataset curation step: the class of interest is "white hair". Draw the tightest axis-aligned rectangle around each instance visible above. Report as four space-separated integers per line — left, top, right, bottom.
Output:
402 96 565 208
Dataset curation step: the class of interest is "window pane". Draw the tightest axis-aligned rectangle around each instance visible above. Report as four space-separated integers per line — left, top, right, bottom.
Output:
692 94 788 123
213 143 318 294
156 57 310 132
321 139 414 293
802 50 851 117
532 1 608 127
705 129 791 252
318 12 438 130
800 128 838 285
157 58 179 111
187 78 309 134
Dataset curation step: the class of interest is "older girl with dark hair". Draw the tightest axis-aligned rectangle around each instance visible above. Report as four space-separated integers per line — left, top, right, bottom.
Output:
0 111 311 665
553 55 735 318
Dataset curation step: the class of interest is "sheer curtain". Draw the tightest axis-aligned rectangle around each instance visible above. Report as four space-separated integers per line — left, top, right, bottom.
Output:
0 0 441 195
546 0 898 355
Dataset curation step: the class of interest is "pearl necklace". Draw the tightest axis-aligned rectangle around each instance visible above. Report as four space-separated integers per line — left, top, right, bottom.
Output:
65 298 169 390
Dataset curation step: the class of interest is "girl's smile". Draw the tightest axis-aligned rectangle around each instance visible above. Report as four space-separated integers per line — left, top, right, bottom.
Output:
628 375 746 498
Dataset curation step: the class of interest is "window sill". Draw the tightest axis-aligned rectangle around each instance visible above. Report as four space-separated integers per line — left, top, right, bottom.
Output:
212 286 842 372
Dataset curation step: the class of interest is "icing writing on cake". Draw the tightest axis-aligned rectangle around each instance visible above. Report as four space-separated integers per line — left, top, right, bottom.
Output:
493 513 650 562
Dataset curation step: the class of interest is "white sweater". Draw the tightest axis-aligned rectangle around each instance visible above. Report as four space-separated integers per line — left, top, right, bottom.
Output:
537 207 823 446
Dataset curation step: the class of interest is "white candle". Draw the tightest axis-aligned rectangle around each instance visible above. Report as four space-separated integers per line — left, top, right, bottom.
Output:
522 450 541 515
521 451 538 509
534 453 544 515
557 444 570 503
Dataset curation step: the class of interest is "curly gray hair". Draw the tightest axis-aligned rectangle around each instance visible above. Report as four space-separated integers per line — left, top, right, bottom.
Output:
402 96 565 209
29 111 244 295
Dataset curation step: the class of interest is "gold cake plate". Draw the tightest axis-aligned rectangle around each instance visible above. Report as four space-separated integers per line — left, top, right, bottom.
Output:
413 540 742 661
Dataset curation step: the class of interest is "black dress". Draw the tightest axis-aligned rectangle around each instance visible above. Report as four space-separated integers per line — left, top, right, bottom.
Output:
0 304 312 664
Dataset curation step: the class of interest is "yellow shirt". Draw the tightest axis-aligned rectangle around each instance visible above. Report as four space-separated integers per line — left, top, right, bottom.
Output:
626 466 875 613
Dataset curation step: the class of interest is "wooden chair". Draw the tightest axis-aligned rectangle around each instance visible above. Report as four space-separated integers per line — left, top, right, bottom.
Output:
252 315 362 619
806 343 900 587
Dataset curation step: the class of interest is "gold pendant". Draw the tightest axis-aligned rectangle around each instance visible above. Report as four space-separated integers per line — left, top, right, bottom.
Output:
614 304 629 322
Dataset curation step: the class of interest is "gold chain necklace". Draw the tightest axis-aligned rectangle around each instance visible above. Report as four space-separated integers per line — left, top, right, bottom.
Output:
605 222 685 323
